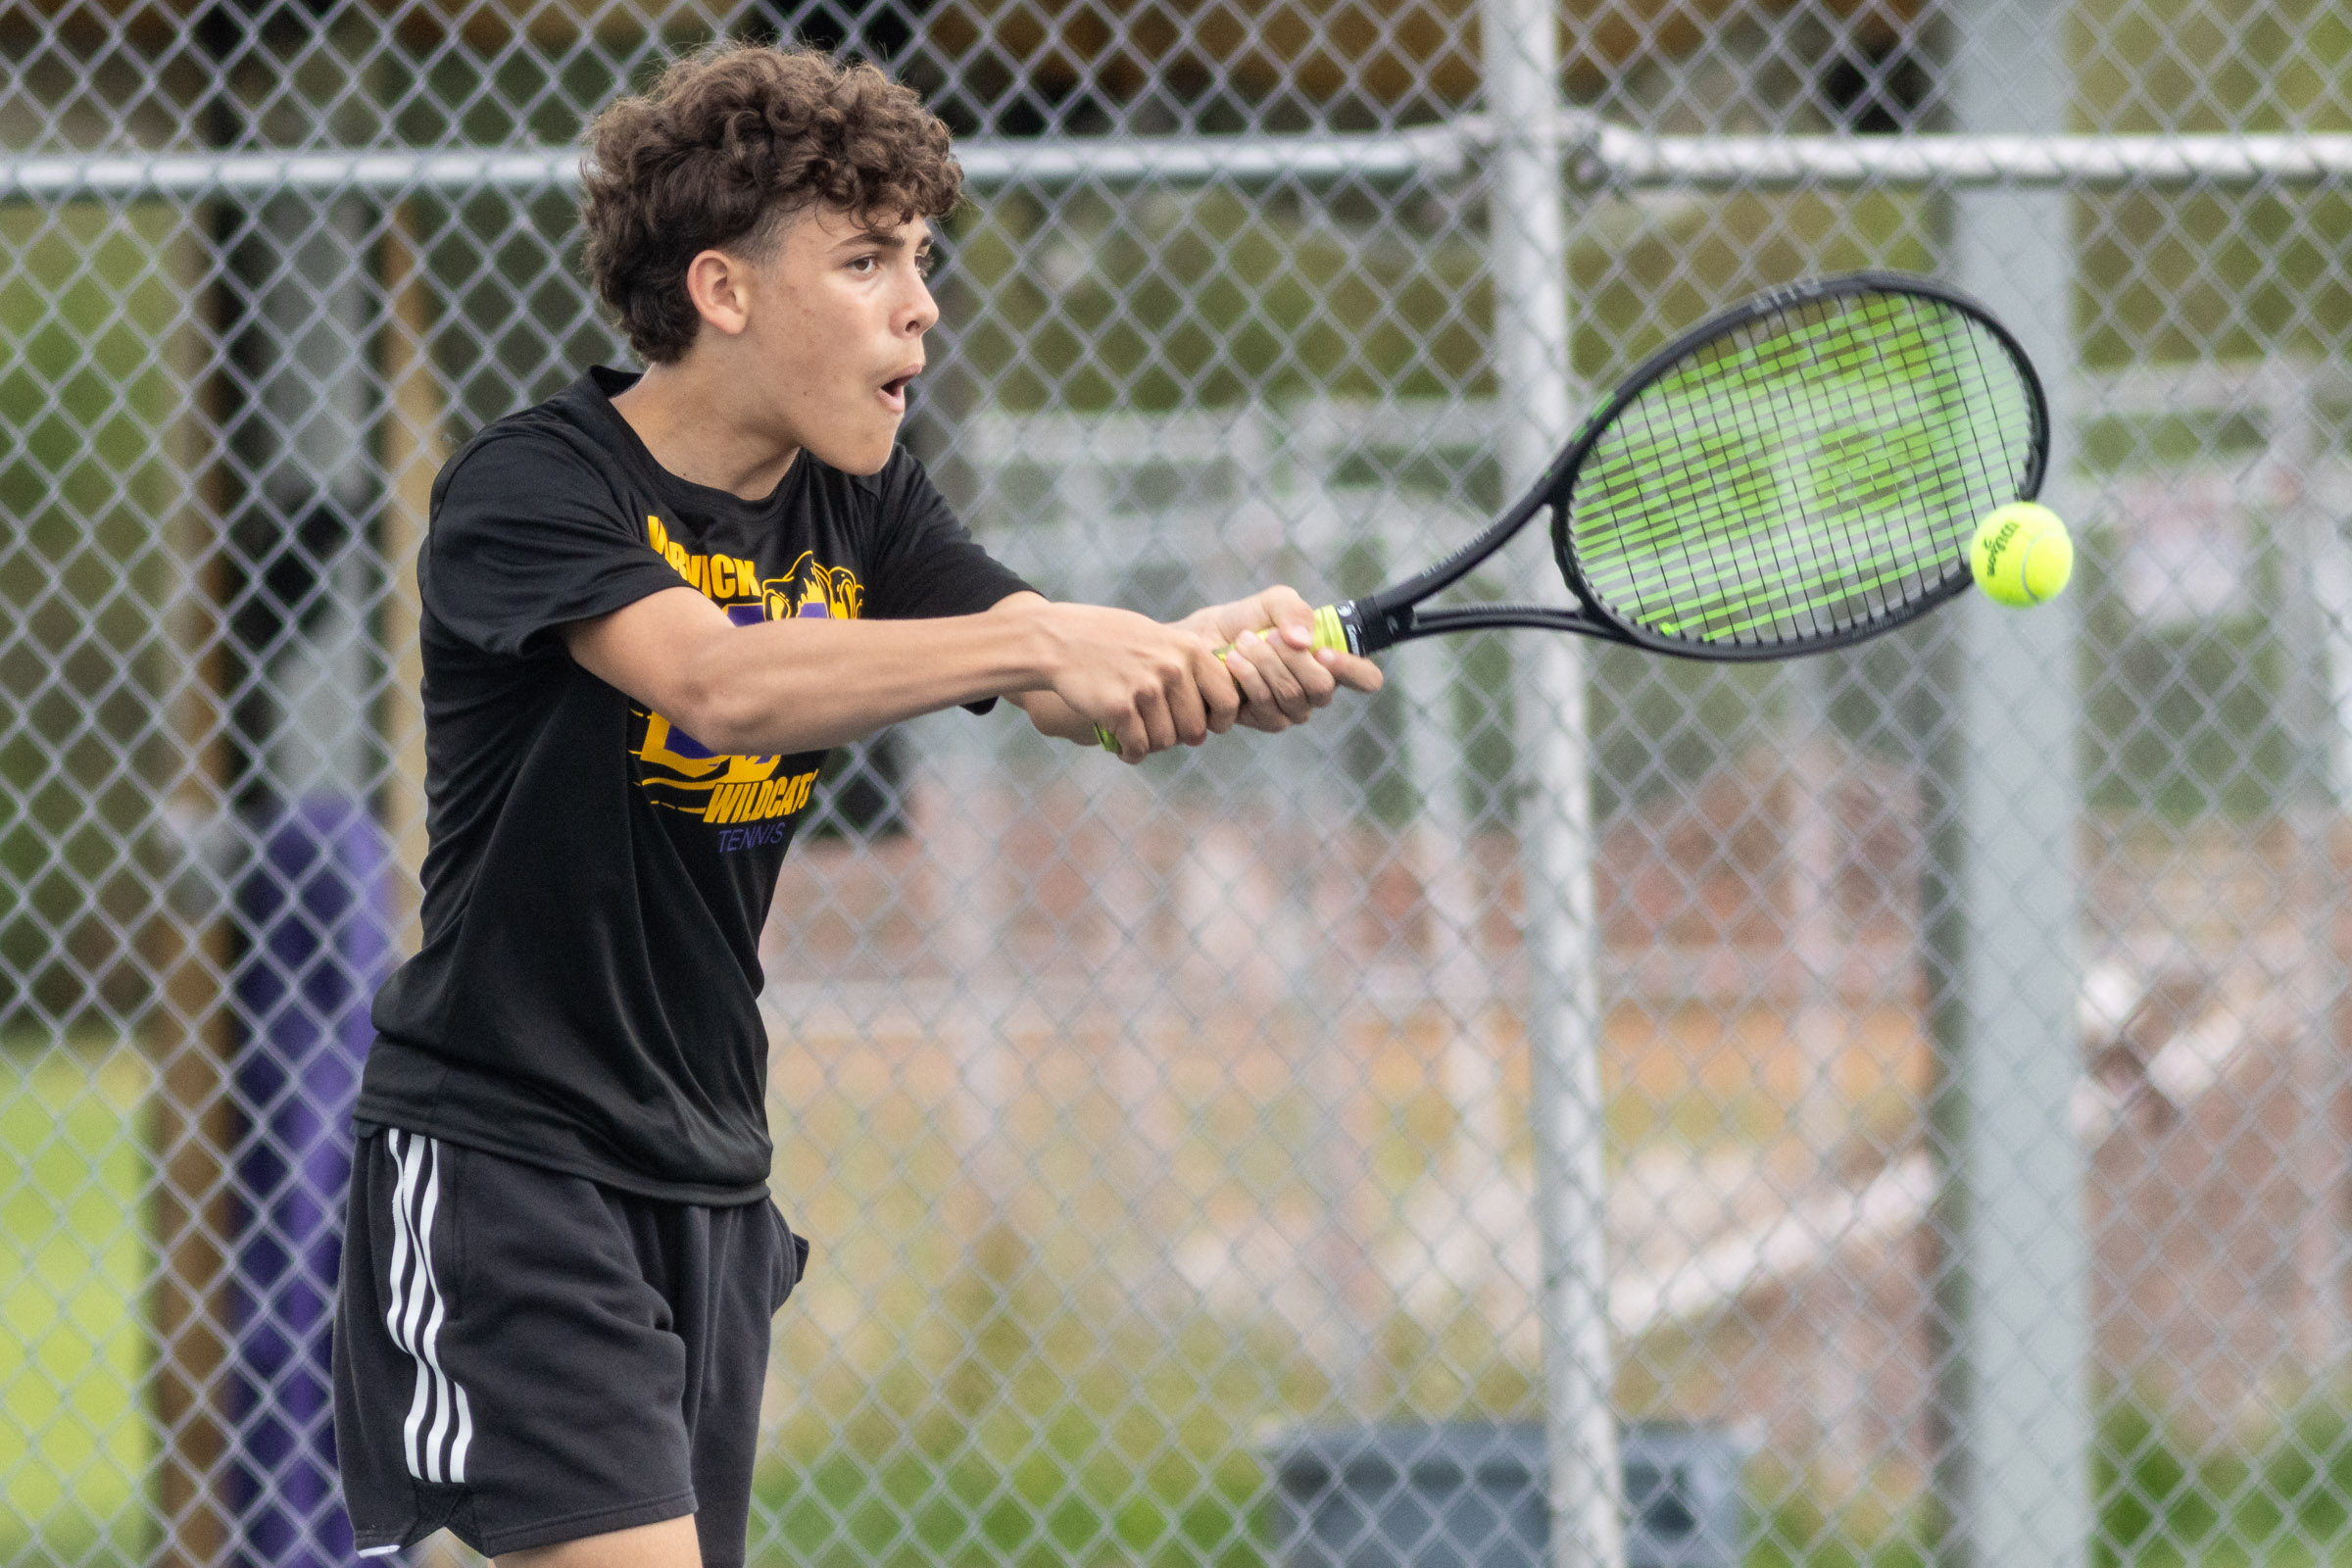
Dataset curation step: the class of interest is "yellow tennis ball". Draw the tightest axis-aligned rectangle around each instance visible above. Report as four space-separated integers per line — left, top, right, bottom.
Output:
1970 502 2074 607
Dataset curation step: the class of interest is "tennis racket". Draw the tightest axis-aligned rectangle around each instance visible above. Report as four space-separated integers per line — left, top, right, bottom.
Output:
1093 270 2046 752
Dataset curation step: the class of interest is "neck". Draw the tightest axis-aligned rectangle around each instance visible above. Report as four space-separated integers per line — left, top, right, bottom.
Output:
611 359 800 501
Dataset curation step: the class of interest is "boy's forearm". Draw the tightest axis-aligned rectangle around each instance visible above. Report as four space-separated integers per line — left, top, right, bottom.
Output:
681 591 1057 754
570 585 1252 761
567 586 1062 758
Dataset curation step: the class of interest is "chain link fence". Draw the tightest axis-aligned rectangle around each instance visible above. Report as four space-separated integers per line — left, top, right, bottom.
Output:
7 2 2352 1565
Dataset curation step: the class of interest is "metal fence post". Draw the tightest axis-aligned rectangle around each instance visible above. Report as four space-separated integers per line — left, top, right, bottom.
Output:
1930 4 2094 1566
1479 0 1619 1564
2262 365 2352 1376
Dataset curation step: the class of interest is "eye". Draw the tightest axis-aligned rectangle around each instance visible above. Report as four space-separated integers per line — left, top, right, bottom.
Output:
914 248 938 278
847 254 881 274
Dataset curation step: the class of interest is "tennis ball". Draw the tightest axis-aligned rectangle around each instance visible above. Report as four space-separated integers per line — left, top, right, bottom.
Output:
1970 502 2074 607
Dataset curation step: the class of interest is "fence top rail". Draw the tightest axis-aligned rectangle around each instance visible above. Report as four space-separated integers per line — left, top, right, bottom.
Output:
9 121 2352 198
0 128 1477 198
1586 123 2352 189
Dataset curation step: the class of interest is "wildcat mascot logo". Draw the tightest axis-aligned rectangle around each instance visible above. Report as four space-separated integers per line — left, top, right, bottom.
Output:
630 515 862 843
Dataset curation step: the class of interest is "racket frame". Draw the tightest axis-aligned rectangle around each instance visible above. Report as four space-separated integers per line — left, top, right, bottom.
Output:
1329 270 2050 661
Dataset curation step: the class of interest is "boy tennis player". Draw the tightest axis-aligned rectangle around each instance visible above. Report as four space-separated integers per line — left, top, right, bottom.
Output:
332 40 1380 1568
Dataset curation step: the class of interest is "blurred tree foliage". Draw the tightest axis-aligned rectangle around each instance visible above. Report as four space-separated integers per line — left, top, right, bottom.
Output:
2076 0 2352 366
0 203 195 1032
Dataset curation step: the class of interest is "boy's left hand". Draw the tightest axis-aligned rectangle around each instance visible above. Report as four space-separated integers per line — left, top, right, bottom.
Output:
1178 586 1384 733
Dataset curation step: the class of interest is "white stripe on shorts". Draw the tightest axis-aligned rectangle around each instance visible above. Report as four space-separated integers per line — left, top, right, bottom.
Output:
383 1130 473 1486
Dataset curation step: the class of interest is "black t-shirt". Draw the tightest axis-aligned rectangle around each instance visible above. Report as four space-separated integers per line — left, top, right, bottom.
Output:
361 368 1033 1203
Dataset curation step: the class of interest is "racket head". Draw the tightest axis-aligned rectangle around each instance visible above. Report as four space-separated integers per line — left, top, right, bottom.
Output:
1549 271 2048 660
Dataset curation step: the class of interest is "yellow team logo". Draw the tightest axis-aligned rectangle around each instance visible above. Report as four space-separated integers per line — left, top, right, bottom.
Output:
630 516 862 838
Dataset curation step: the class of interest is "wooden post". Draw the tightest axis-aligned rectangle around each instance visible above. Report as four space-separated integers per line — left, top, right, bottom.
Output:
146 224 236 1568
147 943 237 1568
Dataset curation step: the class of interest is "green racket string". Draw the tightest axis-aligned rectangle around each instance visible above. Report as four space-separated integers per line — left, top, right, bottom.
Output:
1566 290 2038 651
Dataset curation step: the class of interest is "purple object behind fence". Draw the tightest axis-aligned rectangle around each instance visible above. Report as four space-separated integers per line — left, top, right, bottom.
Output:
232 797 393 1567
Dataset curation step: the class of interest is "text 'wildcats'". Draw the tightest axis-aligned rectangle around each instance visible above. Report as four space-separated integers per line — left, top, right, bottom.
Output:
703 768 819 824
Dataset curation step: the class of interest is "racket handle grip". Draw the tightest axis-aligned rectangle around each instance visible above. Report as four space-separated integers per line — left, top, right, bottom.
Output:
1091 606 1349 753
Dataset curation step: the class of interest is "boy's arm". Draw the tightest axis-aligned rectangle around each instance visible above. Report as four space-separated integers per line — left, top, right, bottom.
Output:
564 586 1242 761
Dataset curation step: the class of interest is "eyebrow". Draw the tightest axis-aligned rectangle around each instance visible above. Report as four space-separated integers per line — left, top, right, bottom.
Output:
840 227 929 252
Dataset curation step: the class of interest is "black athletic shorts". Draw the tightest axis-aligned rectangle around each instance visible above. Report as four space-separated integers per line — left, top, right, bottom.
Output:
332 1127 807 1563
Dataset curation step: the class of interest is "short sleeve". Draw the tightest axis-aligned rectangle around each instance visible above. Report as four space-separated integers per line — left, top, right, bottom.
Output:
860 450 1035 623
421 433 684 659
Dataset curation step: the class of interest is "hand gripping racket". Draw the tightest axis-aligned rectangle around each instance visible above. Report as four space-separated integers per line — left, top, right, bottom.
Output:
1094 270 2046 752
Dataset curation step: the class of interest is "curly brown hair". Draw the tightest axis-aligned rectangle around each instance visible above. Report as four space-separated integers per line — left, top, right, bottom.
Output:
580 42 962 364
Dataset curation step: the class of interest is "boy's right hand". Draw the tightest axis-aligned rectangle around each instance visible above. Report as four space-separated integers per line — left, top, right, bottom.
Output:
1030 600 1241 761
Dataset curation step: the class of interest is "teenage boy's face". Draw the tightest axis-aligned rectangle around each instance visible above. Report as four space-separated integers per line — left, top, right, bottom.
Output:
737 206 938 475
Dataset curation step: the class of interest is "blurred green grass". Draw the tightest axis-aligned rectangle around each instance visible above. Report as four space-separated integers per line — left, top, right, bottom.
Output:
1740 1397 2352 1568
753 1439 1269 1568
748 1397 2352 1568
0 1039 154 1563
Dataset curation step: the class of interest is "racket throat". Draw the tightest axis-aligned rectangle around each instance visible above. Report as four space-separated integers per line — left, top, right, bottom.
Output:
1334 599 1411 655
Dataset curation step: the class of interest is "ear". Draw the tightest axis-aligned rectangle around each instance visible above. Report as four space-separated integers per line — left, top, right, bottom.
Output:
683 248 755 339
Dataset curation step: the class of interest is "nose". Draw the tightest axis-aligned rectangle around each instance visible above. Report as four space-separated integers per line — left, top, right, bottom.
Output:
902 272 939 338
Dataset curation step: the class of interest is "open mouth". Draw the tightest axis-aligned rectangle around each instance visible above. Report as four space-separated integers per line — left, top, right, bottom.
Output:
880 371 918 408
